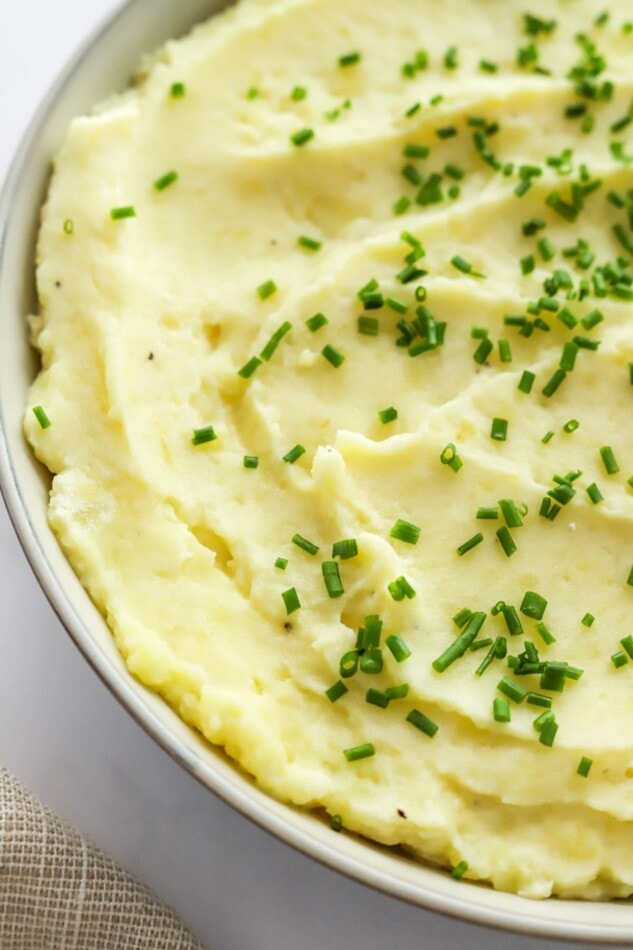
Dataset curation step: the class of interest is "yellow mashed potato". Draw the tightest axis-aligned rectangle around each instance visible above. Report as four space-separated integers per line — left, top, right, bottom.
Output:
25 0 633 898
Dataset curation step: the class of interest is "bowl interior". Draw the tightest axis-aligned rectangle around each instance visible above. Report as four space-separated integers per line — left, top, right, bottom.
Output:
1 0 632 942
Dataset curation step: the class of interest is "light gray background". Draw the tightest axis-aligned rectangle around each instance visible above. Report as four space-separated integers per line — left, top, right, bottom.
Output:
0 3 601 948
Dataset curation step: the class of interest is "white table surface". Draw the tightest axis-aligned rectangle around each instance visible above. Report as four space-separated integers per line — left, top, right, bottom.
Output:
0 3 601 948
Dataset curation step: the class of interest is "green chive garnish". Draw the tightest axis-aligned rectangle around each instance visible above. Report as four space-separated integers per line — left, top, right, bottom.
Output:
192 425 217 445
260 321 292 361
321 345 345 368
577 756 593 777
390 519 421 545
612 650 628 668
297 235 322 251
476 506 498 520
325 680 348 703
406 708 439 737
292 534 319 556
388 576 417 600
243 455 259 469
599 446 619 475
290 128 315 147
497 676 527 703
440 443 463 473
563 419 579 433
365 688 390 709
274 557 288 570
110 206 136 220
343 743 375 762
283 444 306 464
581 612 595 627
238 356 262 379
332 539 358 560
63 218 74 235
385 634 411 663
256 279 277 300
456 533 484 557
378 406 398 424
521 590 547 620
290 85 307 101
432 612 486 672
154 170 178 191
518 370 535 394
539 717 558 747
496 526 517 557
306 312 328 332
170 82 185 98
338 51 361 67
32 406 51 429
490 418 508 441
322 560 344 598
493 697 511 722
282 587 301 614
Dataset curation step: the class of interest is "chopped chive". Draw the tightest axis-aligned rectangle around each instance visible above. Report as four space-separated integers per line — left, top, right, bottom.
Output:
274 557 288 570
443 45 459 69
432 612 486 673
339 651 359 678
406 708 439 737
257 279 278 301
245 86 259 99
518 370 535 394
330 814 343 832
396 263 426 284
404 102 421 117
260 321 292 361
501 605 523 636
471 638 493 652
535 621 556 645
627 565 633 587
393 196 412 216
385 634 411 663
577 756 593 777
403 144 430 159
243 455 259 469
496 526 517 557
451 255 484 277
321 345 345 368
191 425 217 445
456 533 484 557
453 607 473 628
499 499 523 528
612 650 628 668
343 743 375 762
298 234 322 251
283 444 306 464
497 677 527 703
498 339 512 363
110 206 136 220
32 406 51 429
542 369 567 397
290 128 315 147
358 314 379 334
451 861 469 881
360 648 383 674
533 709 555 733
526 691 552 708
153 170 178 191
586 482 604 505
521 591 547 620
476 506 498 520
238 356 262 379
282 587 301 614
440 443 463 473
306 312 328 332
490 418 508 442
325 680 348 703
539 717 558 747
479 59 498 73
332 539 358 560
388 575 416 601
390 519 421 545
365 688 390 709
599 446 619 475
338 51 361 67
63 218 74 235
386 684 410 700
292 534 319 556
378 406 398 424
385 295 409 314
521 254 535 275
170 82 186 98
560 341 579 372
493 697 511 722
322 560 344 598
473 337 493 364
621 635 633 659
542 430 555 444
581 612 595 627
563 419 579 433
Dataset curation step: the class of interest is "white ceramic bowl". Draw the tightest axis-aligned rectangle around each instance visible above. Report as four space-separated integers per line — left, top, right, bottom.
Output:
1 2 632 942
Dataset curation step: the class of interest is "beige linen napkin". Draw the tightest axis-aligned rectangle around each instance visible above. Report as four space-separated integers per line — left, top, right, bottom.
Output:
0 768 204 949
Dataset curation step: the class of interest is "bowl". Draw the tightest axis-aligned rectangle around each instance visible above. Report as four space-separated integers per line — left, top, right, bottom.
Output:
1 1 632 942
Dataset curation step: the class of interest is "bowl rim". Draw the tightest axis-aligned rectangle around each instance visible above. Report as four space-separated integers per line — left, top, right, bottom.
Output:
1 1 633 943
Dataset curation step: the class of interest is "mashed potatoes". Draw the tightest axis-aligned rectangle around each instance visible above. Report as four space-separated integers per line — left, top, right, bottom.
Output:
25 0 633 898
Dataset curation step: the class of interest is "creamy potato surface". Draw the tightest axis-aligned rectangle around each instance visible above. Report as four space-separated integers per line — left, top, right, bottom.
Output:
26 0 633 898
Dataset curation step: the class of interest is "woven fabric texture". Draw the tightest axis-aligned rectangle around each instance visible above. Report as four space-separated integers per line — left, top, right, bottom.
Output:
0 769 204 949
